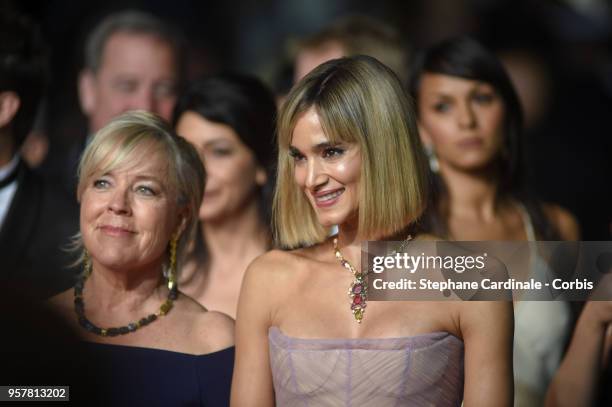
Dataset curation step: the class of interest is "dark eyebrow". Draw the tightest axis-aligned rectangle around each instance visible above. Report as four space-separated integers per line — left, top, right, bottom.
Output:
475 81 494 88
313 142 334 152
289 142 336 155
471 84 496 94
204 138 234 147
430 92 454 99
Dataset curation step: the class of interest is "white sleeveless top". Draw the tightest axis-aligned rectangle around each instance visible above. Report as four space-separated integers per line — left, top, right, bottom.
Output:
514 205 571 405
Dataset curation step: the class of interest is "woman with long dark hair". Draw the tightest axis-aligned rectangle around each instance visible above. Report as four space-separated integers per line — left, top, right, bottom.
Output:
409 36 580 406
173 74 276 318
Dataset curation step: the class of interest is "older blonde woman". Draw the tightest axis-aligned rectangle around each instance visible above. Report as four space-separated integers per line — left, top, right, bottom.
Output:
50 111 234 406
231 56 513 406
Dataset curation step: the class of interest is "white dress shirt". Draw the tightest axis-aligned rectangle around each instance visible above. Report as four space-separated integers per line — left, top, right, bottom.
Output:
0 155 20 232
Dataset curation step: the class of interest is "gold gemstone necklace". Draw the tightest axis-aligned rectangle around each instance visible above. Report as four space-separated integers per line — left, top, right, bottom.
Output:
73 262 177 336
333 234 412 324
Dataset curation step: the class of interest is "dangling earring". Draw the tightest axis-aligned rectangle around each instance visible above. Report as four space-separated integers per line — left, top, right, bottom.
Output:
424 145 439 173
167 233 179 299
83 249 92 277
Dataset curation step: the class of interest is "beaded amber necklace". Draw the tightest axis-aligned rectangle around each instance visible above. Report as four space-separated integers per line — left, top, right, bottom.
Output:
73 255 178 337
74 272 177 337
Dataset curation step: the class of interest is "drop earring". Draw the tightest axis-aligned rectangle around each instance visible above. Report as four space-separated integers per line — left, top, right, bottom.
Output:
424 145 439 173
167 233 179 299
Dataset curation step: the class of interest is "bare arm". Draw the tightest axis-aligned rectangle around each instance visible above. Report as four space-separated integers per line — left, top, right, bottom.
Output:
461 301 514 406
230 253 280 407
545 302 612 407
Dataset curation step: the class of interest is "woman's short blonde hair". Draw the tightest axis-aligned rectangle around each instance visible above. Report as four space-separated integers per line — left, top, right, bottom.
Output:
73 110 205 273
274 55 428 248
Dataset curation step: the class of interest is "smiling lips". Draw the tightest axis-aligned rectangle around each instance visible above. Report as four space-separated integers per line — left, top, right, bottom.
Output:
99 225 136 237
312 188 345 208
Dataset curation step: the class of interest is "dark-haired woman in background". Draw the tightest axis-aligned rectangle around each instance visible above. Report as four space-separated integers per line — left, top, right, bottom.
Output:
409 36 580 406
173 74 276 318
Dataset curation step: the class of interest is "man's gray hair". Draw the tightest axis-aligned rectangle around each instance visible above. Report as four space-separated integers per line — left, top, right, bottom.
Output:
84 10 184 74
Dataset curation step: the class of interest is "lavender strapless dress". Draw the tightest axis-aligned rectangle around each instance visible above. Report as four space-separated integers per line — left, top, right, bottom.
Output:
269 327 464 407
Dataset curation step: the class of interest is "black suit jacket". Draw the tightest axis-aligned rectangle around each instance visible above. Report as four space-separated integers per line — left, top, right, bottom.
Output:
0 160 80 298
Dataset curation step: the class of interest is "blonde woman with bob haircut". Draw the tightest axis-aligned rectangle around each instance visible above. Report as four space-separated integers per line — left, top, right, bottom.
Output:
50 111 235 405
231 56 513 406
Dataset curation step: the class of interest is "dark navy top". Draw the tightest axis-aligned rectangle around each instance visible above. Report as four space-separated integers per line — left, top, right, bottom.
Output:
82 342 234 406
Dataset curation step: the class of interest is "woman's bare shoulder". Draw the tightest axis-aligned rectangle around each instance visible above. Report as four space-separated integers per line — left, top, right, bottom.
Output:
414 232 444 241
252 248 301 266
193 311 235 353
256 246 322 262
177 294 235 353
246 247 318 279
239 247 323 315
542 203 581 240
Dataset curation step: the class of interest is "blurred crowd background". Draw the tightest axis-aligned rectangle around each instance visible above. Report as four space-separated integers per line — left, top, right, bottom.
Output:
8 0 612 240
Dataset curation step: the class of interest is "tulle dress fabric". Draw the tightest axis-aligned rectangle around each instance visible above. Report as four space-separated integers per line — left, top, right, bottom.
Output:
268 327 464 406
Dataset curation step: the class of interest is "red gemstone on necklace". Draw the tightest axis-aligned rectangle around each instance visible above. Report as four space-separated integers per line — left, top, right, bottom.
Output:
353 295 362 305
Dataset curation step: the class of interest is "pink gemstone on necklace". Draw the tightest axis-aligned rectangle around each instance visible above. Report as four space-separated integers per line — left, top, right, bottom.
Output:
352 284 362 294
